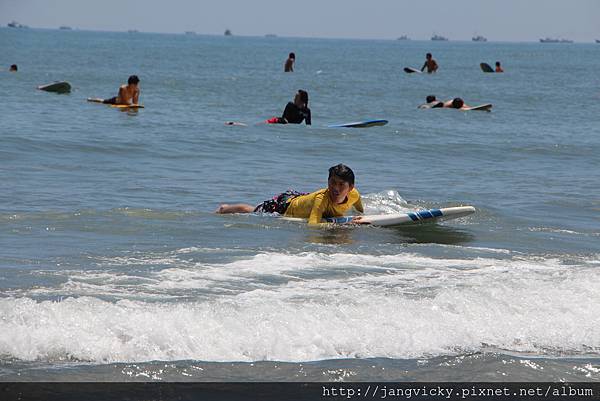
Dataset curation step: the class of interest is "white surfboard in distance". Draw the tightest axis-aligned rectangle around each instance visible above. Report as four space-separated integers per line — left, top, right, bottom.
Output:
463 103 492 112
328 119 388 128
282 206 475 227
404 67 421 74
38 81 71 93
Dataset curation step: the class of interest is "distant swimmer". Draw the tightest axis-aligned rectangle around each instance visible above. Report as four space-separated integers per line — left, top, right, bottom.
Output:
438 97 492 111
418 95 444 109
9 64 17 72
495 61 504 73
265 89 311 125
421 53 438 73
284 52 295 72
216 163 366 226
87 75 140 105
442 98 470 110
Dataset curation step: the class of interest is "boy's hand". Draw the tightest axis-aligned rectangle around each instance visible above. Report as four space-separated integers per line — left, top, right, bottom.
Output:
351 216 370 224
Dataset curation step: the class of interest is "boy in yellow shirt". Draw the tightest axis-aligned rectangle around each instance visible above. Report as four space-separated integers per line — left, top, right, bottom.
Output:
216 164 365 225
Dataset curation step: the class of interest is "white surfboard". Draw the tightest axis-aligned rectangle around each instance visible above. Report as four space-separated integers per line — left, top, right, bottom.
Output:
404 67 422 74
463 103 492 112
38 81 71 93
282 206 475 227
328 119 388 128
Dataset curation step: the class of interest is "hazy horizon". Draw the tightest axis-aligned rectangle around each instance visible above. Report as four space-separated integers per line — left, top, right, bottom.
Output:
1 0 599 42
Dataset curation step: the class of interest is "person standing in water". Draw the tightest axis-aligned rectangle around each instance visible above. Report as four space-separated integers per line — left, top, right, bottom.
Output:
495 61 504 73
421 53 439 73
284 52 295 72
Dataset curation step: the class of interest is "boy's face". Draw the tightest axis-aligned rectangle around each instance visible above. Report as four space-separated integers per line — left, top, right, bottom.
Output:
328 175 353 204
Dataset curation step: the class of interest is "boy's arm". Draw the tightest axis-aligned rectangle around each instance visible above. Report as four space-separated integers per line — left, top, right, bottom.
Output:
353 196 364 214
421 61 427 72
133 88 139 104
305 109 311 125
307 193 326 225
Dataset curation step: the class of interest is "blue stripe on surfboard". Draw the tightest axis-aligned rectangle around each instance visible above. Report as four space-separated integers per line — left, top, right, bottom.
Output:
328 119 388 128
417 210 433 219
411 209 442 221
324 216 353 224
325 208 444 224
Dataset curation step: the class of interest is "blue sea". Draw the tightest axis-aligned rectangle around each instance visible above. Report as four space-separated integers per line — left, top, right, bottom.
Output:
1 28 599 382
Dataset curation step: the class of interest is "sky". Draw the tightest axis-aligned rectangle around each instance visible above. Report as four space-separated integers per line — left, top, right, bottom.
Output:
1 0 599 42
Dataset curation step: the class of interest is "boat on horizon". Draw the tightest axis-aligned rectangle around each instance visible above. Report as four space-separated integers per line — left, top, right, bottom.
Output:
431 34 448 41
224 29 232 36
595 39 600 43
397 35 410 41
59 26 72 30
7 20 28 28
540 37 573 43
472 35 487 42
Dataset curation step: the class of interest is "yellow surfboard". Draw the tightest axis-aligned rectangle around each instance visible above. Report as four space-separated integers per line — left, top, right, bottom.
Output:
87 98 144 108
110 104 144 109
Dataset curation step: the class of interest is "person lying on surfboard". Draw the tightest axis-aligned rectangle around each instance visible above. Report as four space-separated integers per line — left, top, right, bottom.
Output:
422 97 491 111
418 95 444 109
87 75 140 105
495 61 504 73
442 98 470 109
265 89 311 125
421 53 438 73
216 163 366 225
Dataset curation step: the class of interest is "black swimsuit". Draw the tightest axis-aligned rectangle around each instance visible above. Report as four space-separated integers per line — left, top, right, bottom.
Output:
280 102 311 125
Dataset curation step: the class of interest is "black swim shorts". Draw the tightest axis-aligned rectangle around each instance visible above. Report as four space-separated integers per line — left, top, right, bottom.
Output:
254 190 307 214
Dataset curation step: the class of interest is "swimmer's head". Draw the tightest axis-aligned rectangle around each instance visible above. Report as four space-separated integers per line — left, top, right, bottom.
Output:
452 98 464 109
128 75 140 85
289 52 295 59
426 95 437 103
295 89 309 107
328 164 355 204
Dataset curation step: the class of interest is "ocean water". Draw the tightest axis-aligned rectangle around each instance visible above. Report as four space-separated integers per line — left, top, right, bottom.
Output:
1 28 599 382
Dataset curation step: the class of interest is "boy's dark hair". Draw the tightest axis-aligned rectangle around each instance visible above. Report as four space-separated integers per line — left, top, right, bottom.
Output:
426 95 436 103
128 75 140 85
452 98 464 109
426 53 432 58
10 64 17 71
495 61 501 66
289 52 295 59
328 164 355 185
298 89 309 106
